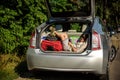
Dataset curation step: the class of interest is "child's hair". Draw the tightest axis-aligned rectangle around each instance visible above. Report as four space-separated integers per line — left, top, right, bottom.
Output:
78 34 88 42
49 26 55 32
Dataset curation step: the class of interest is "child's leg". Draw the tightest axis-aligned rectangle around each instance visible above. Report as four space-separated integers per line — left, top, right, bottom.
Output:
54 31 68 41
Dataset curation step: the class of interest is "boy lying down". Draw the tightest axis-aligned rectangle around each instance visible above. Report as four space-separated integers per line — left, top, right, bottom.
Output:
49 26 88 52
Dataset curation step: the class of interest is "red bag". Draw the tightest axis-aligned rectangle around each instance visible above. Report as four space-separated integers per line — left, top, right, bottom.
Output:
41 40 63 51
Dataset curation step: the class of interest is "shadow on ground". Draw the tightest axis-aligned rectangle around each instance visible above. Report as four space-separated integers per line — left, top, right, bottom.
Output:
15 60 33 78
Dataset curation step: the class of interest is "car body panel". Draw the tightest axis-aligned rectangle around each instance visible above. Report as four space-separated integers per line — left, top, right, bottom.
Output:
27 47 108 74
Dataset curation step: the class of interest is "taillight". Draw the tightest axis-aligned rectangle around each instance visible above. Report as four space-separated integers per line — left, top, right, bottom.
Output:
92 31 101 50
29 31 36 48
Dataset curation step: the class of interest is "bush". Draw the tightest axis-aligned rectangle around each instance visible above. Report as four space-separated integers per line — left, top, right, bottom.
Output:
0 54 19 80
0 0 47 54
0 70 18 80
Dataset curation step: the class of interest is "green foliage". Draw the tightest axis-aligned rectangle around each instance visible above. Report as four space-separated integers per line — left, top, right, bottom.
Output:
95 0 120 26
49 0 90 12
0 0 47 54
0 70 18 80
0 54 20 80
71 23 81 32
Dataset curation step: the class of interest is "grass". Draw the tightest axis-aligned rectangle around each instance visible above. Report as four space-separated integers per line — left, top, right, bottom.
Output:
0 54 29 80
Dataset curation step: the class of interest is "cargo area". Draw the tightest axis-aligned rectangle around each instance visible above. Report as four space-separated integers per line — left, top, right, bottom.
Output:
39 22 91 53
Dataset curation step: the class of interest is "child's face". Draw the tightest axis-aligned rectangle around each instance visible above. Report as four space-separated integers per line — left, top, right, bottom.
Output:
80 38 84 42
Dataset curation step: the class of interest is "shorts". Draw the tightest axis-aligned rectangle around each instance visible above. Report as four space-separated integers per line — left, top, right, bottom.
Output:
62 38 71 51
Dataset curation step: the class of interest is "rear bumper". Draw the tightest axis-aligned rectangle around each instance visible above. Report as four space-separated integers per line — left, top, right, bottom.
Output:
26 48 108 74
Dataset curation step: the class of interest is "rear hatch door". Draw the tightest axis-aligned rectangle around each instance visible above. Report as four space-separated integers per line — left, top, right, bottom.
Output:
45 0 95 21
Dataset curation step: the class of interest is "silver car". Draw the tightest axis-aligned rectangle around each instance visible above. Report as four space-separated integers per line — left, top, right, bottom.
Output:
26 0 116 80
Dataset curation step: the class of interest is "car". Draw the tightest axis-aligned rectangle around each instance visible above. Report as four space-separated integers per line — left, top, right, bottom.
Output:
26 0 116 80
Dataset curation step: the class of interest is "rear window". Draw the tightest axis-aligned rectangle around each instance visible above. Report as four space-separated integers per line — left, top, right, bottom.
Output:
43 22 89 33
46 0 91 17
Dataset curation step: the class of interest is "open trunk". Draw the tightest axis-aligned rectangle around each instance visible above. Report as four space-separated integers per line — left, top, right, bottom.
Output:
39 0 94 54
39 21 91 53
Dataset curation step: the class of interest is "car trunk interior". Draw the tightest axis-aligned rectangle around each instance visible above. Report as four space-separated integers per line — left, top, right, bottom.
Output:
39 22 91 54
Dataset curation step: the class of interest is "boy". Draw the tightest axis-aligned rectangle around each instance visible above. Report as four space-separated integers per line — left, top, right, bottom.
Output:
49 26 88 52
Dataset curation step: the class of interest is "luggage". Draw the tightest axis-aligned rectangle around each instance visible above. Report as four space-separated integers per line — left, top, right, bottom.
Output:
41 40 63 51
46 34 58 41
